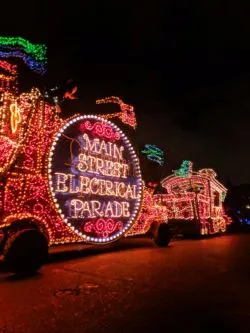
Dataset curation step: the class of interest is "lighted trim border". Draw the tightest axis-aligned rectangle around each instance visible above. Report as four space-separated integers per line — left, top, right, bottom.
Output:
47 115 143 244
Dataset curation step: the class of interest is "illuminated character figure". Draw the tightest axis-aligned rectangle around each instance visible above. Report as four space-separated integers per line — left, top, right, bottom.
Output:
155 163 232 237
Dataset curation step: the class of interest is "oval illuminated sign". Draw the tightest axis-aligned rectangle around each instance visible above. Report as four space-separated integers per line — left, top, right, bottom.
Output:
48 115 142 243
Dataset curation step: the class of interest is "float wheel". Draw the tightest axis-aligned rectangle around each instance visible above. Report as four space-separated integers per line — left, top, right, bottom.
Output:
3 229 48 276
153 223 172 247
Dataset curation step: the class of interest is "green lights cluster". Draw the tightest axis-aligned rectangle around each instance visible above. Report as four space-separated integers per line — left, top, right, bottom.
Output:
0 37 47 62
175 160 193 177
221 192 226 202
141 144 165 166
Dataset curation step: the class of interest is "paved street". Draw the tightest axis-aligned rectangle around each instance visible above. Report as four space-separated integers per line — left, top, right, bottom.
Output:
0 233 250 333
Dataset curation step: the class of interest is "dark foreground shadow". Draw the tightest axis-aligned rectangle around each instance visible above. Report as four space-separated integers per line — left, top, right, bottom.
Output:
3 271 43 282
227 224 250 234
47 236 162 264
176 224 250 240
0 236 171 280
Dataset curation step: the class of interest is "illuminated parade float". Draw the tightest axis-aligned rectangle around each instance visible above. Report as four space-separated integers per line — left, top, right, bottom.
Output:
0 37 231 275
0 38 171 274
155 161 232 237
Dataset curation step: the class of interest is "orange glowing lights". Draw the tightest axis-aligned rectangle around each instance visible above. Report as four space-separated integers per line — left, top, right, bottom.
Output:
10 103 21 133
96 96 137 129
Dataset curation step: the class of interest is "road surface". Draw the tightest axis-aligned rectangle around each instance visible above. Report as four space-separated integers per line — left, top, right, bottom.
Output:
0 233 250 333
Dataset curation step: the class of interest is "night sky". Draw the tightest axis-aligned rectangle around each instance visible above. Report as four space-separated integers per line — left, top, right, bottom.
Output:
1 2 250 184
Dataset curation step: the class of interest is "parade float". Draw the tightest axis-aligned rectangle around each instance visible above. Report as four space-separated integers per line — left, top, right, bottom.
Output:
0 38 170 275
155 160 232 237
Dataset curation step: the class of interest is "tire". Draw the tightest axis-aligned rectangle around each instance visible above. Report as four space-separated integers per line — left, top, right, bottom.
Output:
3 229 48 276
153 223 172 247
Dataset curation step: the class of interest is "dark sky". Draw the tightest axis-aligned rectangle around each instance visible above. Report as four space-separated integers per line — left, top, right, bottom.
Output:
1 1 250 184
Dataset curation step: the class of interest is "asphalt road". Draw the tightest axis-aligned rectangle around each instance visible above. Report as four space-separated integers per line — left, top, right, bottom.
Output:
0 233 250 333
